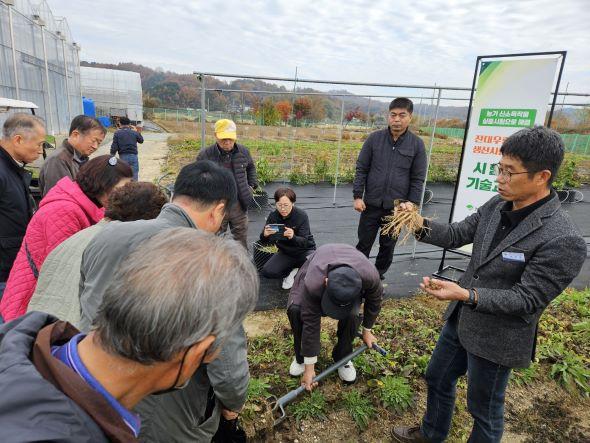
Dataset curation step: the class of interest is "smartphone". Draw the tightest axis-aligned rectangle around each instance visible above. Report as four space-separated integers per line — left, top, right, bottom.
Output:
268 223 285 233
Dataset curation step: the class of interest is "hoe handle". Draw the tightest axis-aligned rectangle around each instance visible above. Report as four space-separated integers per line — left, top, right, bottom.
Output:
275 344 369 409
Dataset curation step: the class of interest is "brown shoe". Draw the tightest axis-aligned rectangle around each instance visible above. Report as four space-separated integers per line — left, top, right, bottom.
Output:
391 425 430 442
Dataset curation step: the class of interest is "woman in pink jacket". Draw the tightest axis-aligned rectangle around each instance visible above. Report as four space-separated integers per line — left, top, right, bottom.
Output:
0 155 132 321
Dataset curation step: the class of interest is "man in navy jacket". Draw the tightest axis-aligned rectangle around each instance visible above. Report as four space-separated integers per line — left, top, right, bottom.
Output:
111 116 143 180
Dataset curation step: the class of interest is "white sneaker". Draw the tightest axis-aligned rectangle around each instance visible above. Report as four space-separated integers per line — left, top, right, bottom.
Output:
338 361 357 383
289 358 305 377
282 268 299 290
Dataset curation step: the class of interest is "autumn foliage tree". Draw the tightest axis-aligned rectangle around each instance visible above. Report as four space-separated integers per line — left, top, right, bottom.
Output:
253 98 280 126
344 107 367 127
275 101 292 123
293 97 312 120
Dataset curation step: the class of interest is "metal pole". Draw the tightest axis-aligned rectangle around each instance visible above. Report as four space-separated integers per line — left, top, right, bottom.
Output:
412 88 441 258
7 4 20 100
60 37 72 120
427 85 436 129
73 43 82 108
288 67 298 181
39 23 56 135
547 52 567 128
332 99 345 205
366 97 371 128
199 74 206 149
191 70 470 91
554 81 568 132
418 94 423 127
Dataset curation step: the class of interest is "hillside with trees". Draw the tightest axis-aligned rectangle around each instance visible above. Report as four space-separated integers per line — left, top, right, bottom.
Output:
80 61 472 122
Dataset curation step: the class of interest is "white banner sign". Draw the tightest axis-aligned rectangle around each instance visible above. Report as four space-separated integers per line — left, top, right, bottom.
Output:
452 57 560 222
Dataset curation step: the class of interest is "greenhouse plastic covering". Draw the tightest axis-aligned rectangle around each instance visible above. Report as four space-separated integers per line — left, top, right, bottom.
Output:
80 67 143 123
0 0 83 134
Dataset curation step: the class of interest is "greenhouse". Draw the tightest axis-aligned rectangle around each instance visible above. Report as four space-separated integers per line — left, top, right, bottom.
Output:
0 0 82 134
80 67 143 124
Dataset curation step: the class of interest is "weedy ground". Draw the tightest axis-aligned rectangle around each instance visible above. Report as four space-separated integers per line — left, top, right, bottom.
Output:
241 289 590 442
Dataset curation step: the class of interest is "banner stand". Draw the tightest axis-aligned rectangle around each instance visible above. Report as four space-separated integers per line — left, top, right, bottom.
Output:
433 51 566 282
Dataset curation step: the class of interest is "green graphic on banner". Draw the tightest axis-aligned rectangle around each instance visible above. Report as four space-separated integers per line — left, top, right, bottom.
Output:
479 108 536 127
477 61 501 90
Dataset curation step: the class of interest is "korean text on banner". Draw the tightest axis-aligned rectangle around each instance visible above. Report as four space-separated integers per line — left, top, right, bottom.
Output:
452 57 560 222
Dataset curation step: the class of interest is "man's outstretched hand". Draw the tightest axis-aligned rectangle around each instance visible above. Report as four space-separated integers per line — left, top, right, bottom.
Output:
420 276 469 302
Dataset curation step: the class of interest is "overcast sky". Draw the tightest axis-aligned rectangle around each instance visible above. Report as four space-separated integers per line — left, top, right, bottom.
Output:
48 0 589 103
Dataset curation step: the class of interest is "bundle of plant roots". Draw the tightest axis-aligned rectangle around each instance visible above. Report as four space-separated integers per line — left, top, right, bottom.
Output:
426 279 442 290
256 244 279 254
381 200 430 245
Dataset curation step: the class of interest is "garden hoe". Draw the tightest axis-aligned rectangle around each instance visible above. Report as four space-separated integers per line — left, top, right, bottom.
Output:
270 335 387 427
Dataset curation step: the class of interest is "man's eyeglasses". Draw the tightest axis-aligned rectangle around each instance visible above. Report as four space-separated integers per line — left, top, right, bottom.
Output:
491 163 531 182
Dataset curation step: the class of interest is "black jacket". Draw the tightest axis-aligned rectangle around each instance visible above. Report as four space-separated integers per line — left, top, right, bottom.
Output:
353 128 427 208
196 143 258 210
110 127 144 156
0 313 136 442
259 206 316 257
0 145 35 281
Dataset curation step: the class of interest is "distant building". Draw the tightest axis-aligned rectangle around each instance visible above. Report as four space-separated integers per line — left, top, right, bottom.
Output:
80 67 143 124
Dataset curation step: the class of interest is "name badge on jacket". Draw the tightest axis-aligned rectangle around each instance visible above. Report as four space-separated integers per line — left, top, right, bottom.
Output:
502 251 525 263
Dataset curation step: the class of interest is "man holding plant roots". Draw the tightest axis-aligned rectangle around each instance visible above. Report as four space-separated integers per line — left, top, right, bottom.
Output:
392 126 586 443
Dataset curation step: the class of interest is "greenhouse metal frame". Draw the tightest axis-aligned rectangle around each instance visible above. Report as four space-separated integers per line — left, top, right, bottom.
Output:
0 0 83 135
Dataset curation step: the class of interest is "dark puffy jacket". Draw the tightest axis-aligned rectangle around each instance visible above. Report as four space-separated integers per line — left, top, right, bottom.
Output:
196 143 258 210
353 128 427 208
259 206 316 257
0 145 35 282
0 312 131 442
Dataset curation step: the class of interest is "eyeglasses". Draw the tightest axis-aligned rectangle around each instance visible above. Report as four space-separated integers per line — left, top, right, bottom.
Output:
276 203 292 209
491 163 530 182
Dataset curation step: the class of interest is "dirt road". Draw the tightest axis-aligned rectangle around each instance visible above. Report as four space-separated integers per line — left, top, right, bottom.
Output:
96 131 170 182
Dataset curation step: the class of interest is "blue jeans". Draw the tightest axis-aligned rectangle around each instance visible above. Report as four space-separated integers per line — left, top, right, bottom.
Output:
421 310 511 443
120 153 139 181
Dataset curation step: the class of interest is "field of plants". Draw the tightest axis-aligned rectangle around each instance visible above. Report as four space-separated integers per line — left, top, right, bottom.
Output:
162 130 589 189
241 289 590 442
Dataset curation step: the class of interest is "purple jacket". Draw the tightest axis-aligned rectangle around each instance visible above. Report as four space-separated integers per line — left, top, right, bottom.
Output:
288 244 383 360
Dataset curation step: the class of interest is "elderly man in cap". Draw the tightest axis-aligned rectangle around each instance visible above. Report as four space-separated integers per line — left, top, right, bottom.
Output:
197 119 258 247
287 244 383 389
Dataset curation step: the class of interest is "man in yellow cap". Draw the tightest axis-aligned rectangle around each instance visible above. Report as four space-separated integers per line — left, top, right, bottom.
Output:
197 119 258 247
